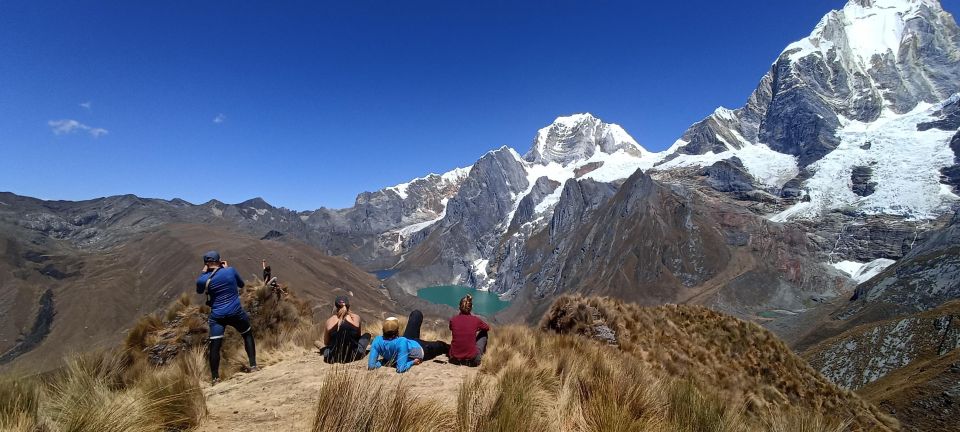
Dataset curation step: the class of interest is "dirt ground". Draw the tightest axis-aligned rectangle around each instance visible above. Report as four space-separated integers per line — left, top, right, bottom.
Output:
194 347 473 431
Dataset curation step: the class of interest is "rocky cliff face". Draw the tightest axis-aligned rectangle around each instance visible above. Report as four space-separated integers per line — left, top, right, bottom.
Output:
807 302 960 390
793 211 960 428
841 210 960 322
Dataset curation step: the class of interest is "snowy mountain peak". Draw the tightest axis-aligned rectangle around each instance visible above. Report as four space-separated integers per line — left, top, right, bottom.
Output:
847 0 941 9
524 113 647 166
550 112 599 128
784 0 945 65
385 166 470 200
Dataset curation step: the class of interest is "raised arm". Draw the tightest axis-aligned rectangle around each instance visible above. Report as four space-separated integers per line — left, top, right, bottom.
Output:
323 316 337 346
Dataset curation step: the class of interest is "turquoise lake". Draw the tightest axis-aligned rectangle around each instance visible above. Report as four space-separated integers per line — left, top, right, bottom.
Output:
416 285 510 316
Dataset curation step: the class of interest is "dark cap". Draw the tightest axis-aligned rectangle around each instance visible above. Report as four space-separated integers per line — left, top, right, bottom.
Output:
202 251 221 263
334 295 349 308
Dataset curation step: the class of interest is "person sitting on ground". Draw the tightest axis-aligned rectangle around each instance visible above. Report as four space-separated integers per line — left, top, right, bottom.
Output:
196 251 259 385
448 295 490 367
368 310 449 373
315 295 371 363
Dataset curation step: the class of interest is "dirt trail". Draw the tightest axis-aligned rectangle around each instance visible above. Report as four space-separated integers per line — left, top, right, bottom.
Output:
195 348 473 431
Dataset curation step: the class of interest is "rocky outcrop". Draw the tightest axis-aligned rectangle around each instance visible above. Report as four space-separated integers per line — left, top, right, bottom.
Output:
850 165 878 197
699 157 755 193
940 131 960 191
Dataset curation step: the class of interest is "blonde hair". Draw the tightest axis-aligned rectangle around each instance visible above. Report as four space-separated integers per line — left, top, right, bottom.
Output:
459 294 473 314
382 317 400 339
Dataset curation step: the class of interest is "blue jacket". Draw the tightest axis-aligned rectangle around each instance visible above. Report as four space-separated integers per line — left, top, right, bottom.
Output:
368 335 423 373
196 267 245 318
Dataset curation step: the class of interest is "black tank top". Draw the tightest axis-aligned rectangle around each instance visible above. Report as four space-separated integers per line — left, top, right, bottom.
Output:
328 319 361 357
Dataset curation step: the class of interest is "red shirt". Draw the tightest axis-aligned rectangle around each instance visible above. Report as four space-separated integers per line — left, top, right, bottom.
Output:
449 313 490 360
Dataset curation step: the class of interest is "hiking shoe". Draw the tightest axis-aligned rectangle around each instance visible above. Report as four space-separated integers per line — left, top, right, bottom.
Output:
243 365 261 373
211 377 221 386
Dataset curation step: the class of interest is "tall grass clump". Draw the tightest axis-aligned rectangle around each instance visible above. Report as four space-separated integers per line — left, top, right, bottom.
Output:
312 368 452 432
0 377 41 431
0 349 207 432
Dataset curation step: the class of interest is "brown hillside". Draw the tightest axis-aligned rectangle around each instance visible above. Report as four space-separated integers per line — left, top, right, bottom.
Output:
540 295 899 431
0 222 391 373
802 301 960 431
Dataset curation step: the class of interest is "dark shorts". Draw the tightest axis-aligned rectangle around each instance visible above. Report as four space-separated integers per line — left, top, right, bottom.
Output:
209 310 252 340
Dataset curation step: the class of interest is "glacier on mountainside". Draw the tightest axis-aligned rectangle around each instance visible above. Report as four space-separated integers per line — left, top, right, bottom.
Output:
773 99 958 222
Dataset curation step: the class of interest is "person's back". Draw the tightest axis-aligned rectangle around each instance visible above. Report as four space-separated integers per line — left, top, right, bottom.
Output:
368 334 421 373
319 295 371 363
326 317 366 362
198 266 244 318
449 295 490 366
195 251 258 385
368 315 439 373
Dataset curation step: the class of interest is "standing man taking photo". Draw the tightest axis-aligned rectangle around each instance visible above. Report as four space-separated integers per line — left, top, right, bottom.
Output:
197 251 259 385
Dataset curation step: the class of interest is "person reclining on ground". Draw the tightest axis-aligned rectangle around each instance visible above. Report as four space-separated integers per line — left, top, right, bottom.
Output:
316 295 371 363
368 310 448 373
448 295 490 367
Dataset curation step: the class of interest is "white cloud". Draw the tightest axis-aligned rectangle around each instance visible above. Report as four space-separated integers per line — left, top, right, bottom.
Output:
213 113 226 124
88 127 108 138
48 119 109 138
79 101 92 110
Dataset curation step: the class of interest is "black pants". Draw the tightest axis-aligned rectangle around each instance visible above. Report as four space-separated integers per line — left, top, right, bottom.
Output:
403 310 449 361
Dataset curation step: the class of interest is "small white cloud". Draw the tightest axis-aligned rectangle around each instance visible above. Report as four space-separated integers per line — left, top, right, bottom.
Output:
79 101 92 110
88 127 108 138
213 113 226 124
48 119 109 138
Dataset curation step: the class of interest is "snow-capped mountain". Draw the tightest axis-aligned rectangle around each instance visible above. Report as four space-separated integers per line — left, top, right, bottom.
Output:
664 0 960 221
371 0 960 309
524 113 647 166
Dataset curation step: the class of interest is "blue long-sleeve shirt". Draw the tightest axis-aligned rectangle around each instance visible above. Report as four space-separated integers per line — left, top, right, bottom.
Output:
368 335 423 373
196 267 245 318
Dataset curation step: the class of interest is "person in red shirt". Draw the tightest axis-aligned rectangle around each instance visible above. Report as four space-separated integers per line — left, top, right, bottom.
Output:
448 295 490 366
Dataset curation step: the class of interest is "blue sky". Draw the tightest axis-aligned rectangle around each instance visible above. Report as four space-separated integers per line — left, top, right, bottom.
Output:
2 0 957 210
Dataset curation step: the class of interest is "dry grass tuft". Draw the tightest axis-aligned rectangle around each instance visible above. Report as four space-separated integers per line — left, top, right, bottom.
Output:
0 377 41 431
312 368 453 432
